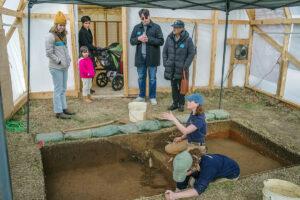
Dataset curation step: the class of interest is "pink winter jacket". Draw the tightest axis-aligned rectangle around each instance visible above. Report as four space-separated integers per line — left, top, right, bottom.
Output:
79 57 95 78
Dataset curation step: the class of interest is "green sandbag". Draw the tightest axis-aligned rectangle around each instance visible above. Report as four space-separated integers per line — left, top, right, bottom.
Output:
206 109 232 120
118 124 140 134
64 129 92 140
176 114 190 124
136 120 161 132
205 112 215 121
35 131 64 144
158 120 175 128
91 125 121 138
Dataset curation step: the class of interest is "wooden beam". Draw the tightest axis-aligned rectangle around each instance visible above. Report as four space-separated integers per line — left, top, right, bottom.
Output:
18 21 28 90
283 7 291 19
116 22 119 43
250 18 300 25
5 0 27 43
121 7 128 97
245 26 253 86
192 22 198 92
23 13 70 19
246 9 255 21
151 17 249 25
226 38 249 45
276 8 291 97
253 25 300 70
30 90 79 99
234 60 248 64
228 24 238 88
209 11 218 89
245 85 300 109
68 5 80 93
219 20 249 24
0 7 22 17
0 0 6 30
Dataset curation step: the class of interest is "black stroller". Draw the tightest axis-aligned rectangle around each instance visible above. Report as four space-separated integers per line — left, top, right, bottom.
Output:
93 43 123 91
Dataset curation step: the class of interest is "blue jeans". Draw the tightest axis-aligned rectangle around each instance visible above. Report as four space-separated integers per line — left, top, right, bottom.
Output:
137 55 157 99
49 67 68 114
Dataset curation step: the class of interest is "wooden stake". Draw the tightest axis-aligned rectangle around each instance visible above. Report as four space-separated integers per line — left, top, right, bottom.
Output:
122 7 128 96
192 22 198 92
228 24 238 88
68 5 80 94
61 120 115 134
209 10 218 89
276 8 291 97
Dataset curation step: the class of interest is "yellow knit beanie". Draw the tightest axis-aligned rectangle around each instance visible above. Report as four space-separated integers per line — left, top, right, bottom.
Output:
54 11 66 24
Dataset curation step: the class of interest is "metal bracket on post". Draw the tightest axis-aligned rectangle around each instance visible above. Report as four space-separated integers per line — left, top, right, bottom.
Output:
0 84 13 200
218 0 230 109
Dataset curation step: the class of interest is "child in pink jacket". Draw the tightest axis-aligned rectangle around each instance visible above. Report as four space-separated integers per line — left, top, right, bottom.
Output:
79 46 95 103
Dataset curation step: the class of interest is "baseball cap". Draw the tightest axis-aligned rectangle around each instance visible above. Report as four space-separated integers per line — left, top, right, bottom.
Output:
185 93 205 105
173 151 193 182
171 20 184 28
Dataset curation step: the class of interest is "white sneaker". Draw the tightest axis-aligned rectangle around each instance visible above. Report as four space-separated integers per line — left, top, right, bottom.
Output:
150 98 157 105
133 97 145 102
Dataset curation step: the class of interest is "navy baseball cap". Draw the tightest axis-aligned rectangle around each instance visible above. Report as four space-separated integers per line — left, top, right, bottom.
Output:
185 94 205 105
171 20 184 28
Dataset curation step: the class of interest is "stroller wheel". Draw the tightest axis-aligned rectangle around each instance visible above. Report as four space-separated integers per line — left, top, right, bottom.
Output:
96 72 108 87
111 75 124 91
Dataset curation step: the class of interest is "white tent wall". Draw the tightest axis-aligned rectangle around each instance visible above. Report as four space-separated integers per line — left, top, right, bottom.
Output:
2 0 26 101
249 8 285 95
22 4 75 93
126 8 248 92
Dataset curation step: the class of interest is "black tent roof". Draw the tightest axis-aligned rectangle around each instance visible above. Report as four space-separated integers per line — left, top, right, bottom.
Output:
30 0 300 11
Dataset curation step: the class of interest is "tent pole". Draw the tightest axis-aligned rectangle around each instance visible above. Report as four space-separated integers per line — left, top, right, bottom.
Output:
218 0 230 109
26 1 32 133
0 84 13 200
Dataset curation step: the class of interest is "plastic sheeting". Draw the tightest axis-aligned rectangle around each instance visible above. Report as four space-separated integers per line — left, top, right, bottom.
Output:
22 4 75 93
126 8 248 89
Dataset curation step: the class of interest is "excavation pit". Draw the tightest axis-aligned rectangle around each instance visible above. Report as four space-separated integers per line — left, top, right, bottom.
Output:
41 120 300 199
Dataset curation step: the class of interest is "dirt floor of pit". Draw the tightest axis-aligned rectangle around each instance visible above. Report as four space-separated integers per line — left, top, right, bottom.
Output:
42 141 174 200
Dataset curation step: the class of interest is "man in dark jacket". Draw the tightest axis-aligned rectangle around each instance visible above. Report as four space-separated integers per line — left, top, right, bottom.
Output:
130 9 164 105
163 20 195 112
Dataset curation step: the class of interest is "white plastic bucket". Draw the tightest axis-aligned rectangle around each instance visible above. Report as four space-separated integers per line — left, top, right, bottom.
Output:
128 102 147 122
263 179 300 200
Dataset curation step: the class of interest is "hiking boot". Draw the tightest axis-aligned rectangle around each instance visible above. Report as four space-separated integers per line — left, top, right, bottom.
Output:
63 108 75 115
150 98 157 105
133 96 145 102
83 96 92 103
90 89 95 94
178 105 184 112
168 104 178 111
56 112 71 119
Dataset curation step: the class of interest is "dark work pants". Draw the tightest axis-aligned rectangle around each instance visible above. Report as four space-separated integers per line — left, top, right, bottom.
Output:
171 79 185 106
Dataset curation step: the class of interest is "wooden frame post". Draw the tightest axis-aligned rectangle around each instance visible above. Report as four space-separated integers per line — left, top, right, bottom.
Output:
209 10 218 89
276 7 291 97
121 7 128 96
192 22 198 92
68 4 80 95
227 24 237 87
245 9 255 86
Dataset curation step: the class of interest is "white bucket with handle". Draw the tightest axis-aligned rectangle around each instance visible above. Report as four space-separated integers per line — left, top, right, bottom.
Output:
128 102 147 122
263 179 300 200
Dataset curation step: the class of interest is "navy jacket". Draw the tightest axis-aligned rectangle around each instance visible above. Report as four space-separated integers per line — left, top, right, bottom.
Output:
163 30 195 80
130 20 164 67
177 154 240 195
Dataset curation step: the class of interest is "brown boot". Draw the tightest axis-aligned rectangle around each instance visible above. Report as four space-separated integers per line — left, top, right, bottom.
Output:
56 113 71 119
87 94 95 101
83 96 92 103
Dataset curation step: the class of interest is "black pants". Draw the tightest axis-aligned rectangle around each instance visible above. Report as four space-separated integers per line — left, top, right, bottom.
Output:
171 79 185 106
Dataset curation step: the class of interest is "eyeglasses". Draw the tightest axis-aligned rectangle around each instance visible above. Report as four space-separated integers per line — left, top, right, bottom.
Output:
141 16 148 21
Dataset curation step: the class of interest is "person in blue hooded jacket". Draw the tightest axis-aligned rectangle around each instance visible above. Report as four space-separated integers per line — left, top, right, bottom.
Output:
162 94 207 155
165 149 240 200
